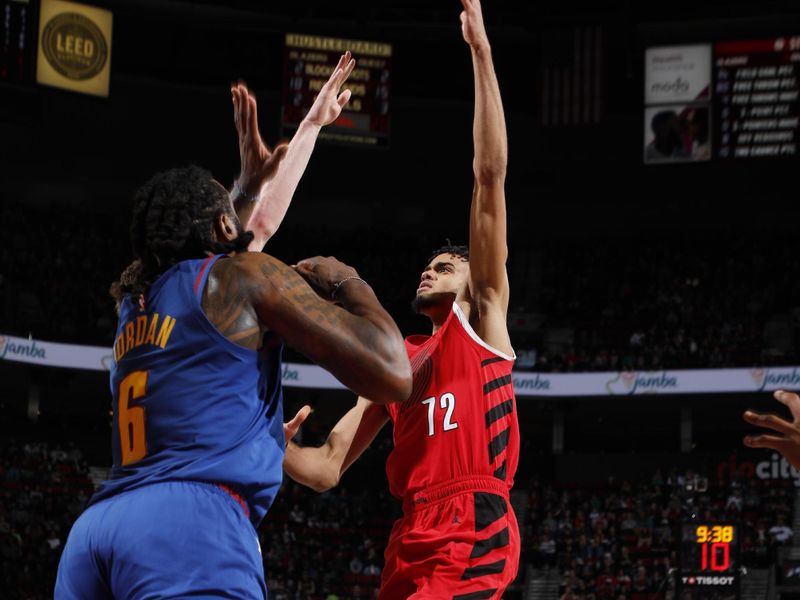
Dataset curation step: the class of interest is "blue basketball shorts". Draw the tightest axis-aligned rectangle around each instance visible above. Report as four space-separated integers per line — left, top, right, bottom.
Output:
55 481 267 599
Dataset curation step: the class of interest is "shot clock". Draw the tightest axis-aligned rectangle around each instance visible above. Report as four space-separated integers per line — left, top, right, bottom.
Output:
678 523 740 599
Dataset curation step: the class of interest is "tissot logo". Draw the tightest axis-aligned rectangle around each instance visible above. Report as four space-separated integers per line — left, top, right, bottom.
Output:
41 12 108 80
681 575 735 586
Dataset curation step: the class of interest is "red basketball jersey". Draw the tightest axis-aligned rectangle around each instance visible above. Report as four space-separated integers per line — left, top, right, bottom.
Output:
385 303 519 501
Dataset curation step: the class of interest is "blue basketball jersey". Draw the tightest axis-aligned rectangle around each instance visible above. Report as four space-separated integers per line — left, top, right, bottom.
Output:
91 254 284 526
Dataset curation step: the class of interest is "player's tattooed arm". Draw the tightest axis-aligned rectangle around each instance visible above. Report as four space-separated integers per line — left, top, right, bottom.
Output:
231 53 356 251
203 259 263 351
283 398 390 492
461 0 513 356
232 252 412 404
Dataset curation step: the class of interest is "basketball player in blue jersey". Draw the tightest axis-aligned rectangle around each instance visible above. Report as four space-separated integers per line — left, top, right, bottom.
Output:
55 55 412 599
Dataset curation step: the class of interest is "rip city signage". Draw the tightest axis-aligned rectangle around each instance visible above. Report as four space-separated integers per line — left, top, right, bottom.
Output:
36 0 113 97
718 453 800 487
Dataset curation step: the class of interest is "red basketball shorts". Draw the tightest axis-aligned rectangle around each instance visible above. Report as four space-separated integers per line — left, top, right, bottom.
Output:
379 476 520 600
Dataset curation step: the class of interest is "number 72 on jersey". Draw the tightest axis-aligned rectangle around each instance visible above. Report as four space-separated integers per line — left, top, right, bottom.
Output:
422 393 459 436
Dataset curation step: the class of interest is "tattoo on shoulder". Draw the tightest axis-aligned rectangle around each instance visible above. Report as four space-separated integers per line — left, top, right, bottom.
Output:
202 259 262 350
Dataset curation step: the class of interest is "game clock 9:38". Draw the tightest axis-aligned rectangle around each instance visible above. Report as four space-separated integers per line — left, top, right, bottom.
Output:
696 525 734 544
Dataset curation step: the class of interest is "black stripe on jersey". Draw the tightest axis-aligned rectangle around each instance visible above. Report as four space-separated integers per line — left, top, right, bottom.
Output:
493 460 507 481
410 357 432 401
461 559 506 580
470 527 510 559
481 356 506 367
400 355 433 414
453 589 497 600
485 400 513 427
488 428 510 463
474 492 507 532
411 346 432 371
483 374 512 395
453 590 498 600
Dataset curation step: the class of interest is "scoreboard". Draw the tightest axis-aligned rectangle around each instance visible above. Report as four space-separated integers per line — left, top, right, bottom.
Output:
678 523 740 600
1 0 35 83
644 36 800 163
715 37 800 159
281 33 391 147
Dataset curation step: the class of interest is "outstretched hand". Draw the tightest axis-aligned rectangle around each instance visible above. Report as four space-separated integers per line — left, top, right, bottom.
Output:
744 390 800 470
304 52 356 127
459 0 490 49
231 82 289 199
284 405 312 446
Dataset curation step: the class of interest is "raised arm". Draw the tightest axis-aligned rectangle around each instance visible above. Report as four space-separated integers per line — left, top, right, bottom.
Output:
461 0 513 355
283 398 390 492
231 53 356 251
222 252 411 404
229 82 287 239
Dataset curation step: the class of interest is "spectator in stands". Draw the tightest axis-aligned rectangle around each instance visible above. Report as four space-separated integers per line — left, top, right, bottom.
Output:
0 439 94 598
349 553 364 575
768 515 793 545
726 487 743 511
540 532 558 567
3 197 798 374
363 548 382 577
631 564 649 592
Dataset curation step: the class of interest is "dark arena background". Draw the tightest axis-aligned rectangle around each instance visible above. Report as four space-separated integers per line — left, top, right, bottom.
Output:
3 0 800 598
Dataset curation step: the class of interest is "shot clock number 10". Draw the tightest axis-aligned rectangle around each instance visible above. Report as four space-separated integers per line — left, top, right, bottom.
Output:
678 523 739 599
695 525 734 571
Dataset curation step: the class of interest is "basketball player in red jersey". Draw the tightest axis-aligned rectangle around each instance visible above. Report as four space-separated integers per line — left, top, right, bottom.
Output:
283 1 519 597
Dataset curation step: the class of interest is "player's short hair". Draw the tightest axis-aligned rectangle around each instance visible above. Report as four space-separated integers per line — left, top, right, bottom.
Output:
427 240 469 264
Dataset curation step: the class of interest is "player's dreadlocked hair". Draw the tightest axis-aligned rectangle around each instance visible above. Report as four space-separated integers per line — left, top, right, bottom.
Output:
427 239 469 264
110 165 253 305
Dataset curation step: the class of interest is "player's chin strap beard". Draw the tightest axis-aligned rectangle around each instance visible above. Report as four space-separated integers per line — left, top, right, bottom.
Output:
411 291 456 314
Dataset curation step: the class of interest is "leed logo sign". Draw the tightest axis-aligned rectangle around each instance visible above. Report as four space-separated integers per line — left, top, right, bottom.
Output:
41 12 107 81
36 0 113 97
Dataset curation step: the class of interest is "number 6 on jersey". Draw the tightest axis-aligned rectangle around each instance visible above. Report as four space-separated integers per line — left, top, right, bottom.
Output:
421 393 459 437
118 370 149 465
